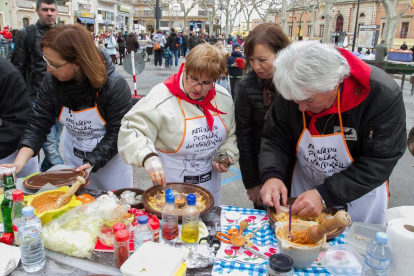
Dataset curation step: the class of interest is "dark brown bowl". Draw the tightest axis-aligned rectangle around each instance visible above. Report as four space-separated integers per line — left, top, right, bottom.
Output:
23 169 86 190
267 197 346 240
142 183 214 221
114 188 145 209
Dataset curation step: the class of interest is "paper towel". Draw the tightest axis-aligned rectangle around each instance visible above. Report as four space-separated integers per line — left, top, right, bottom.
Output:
386 218 414 275
385 206 414 223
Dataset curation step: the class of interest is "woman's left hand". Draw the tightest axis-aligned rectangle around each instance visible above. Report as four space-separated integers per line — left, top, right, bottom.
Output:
213 157 233 173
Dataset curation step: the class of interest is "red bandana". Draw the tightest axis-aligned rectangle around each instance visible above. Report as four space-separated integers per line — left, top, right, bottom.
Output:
163 63 226 131
306 48 371 135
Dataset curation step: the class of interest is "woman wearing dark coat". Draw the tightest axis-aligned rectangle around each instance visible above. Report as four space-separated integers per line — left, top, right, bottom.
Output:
234 23 290 208
1 24 133 191
117 32 126 65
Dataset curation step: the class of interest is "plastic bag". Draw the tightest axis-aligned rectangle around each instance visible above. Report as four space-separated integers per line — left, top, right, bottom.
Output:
42 192 129 259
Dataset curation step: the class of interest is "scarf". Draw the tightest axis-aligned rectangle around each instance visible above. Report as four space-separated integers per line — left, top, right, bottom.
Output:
306 48 371 135
231 51 243 57
163 63 226 131
56 78 96 111
263 78 276 119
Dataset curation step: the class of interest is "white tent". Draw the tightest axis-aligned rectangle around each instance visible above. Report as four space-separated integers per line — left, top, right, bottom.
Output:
134 24 146 33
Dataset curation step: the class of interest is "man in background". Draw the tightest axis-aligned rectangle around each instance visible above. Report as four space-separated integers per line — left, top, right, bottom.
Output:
11 0 64 172
375 40 388 62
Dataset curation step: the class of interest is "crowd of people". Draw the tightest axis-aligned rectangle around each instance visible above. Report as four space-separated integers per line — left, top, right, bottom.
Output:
0 0 408 225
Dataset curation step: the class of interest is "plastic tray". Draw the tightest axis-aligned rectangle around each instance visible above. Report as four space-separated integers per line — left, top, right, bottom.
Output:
345 222 387 256
318 244 363 276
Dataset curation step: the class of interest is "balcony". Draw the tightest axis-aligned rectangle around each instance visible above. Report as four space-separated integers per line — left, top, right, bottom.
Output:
97 0 120 3
121 0 149 5
134 11 155 18
16 0 69 13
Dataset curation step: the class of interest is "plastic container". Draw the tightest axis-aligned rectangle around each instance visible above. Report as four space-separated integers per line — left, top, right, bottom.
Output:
98 219 132 247
11 189 26 245
114 229 130 268
18 206 45 272
267 254 294 275
134 216 153 250
121 241 185 276
346 222 387 256
181 193 199 243
318 244 363 276
361 232 391 276
162 192 179 242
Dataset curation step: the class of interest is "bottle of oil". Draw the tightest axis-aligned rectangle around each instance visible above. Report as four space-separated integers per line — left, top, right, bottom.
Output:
181 193 199 243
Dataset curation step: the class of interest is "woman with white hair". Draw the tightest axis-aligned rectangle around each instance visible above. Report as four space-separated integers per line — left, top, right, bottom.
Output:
259 41 406 225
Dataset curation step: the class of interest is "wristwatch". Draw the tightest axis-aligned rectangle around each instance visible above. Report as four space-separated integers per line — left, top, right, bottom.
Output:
314 188 327 209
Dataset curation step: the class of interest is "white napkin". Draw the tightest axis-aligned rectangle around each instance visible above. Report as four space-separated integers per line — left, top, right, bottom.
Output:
0 243 21 276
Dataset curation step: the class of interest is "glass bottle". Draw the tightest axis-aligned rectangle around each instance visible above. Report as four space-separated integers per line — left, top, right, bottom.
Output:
114 229 130 268
11 189 26 245
267 254 294 276
181 193 199 243
1 169 16 233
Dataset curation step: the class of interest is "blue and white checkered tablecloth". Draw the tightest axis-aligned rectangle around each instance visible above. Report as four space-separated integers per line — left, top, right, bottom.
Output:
211 206 347 276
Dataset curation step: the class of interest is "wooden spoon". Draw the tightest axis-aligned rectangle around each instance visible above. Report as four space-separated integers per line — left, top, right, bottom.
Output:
231 220 248 247
55 176 86 208
291 210 351 244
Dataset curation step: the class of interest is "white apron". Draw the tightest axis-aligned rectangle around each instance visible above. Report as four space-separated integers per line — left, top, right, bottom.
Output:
0 151 38 178
157 97 228 205
291 90 388 225
59 104 133 190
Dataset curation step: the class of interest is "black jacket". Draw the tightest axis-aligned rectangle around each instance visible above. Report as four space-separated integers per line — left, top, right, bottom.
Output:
117 36 126 48
11 21 52 100
235 71 273 189
227 52 244 78
259 65 406 208
166 33 178 51
188 35 199 49
19 49 133 172
0 57 32 159
126 33 139 53
181 35 188 47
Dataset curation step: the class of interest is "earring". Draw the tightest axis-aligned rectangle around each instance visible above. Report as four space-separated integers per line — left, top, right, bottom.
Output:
75 68 79 73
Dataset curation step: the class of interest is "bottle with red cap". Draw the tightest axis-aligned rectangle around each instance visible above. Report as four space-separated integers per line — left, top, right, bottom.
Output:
148 214 160 243
114 229 130 268
11 189 26 245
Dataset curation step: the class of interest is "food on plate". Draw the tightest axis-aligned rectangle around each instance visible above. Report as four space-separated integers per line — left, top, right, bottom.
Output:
273 207 334 225
31 191 66 214
148 190 207 212
119 190 142 205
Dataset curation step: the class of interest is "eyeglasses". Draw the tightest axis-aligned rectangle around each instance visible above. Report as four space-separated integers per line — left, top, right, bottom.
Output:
185 74 215 90
43 55 69 71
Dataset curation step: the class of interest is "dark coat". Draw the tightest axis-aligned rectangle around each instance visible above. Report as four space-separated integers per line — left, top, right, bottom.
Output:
19 49 133 172
226 51 244 78
126 33 139 53
166 33 178 51
181 35 188 47
188 34 199 49
117 36 126 49
259 65 406 208
10 21 52 100
0 57 32 159
235 71 276 189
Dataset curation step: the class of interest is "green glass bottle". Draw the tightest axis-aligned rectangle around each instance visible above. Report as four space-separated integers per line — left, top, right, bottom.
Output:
1 170 16 233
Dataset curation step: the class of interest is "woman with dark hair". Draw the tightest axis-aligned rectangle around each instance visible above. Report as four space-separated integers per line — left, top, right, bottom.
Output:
117 31 126 65
1 24 133 190
235 23 290 208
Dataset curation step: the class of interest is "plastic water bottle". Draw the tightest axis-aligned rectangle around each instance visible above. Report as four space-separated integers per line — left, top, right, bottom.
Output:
134 216 153 250
181 193 199 243
18 206 45 273
161 190 179 242
11 189 26 245
361 232 392 276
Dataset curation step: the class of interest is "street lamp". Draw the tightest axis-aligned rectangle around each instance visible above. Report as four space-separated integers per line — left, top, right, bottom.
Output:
298 10 307 38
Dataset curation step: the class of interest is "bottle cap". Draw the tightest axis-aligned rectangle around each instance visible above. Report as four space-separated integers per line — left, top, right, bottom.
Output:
112 222 126 233
115 229 130 242
148 214 160 230
22 206 34 217
138 215 149 224
165 188 173 196
0 233 15 245
165 194 175 204
268 254 293 273
186 193 196 205
12 190 24 201
376 232 389 244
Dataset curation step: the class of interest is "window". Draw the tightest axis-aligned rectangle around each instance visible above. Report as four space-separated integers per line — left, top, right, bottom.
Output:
320 25 324 37
321 16 325 20
360 13 365 17
289 25 292 37
307 25 312 36
23 18 30 27
401 22 409 38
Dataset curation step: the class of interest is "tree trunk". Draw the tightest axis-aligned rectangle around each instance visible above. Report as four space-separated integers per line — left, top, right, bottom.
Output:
280 0 288 34
322 0 333 43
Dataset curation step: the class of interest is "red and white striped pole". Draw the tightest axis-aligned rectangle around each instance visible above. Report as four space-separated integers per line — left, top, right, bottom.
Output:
131 51 138 98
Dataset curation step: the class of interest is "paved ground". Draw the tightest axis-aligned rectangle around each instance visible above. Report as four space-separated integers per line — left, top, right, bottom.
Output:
50 54 414 209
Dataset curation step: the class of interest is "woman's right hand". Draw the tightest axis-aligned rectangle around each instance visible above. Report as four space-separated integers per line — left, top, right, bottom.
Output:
0 162 24 174
144 156 166 186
